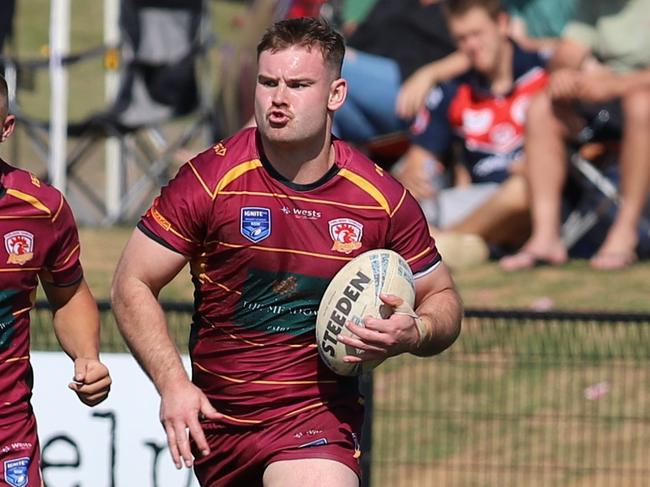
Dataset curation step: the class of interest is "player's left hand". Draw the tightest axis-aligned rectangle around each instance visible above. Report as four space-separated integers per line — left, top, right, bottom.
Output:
68 358 112 406
338 293 421 363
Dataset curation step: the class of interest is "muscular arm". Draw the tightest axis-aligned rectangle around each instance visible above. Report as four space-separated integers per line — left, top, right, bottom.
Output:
411 263 463 357
339 262 463 361
111 228 221 468
41 277 111 406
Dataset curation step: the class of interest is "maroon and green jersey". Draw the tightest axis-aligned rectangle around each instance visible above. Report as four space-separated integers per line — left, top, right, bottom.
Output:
0 160 83 424
139 127 441 426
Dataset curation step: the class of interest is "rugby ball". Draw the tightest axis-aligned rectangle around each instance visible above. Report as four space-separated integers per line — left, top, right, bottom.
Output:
316 249 416 376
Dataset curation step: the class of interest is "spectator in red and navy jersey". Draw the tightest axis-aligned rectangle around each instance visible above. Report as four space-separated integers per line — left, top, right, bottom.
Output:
0 75 111 486
111 17 462 487
394 0 548 265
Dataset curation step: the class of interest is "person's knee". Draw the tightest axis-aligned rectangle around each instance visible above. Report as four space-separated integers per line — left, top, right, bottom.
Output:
495 175 529 213
623 87 650 128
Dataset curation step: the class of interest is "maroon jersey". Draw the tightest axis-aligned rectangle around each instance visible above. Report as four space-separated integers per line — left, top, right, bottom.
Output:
140 127 440 426
0 160 82 424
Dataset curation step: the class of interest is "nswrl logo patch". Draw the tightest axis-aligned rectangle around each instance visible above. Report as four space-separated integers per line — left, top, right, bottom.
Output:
4 457 30 487
240 207 271 243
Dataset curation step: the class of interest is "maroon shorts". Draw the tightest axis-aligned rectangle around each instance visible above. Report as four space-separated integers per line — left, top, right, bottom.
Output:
0 414 41 487
192 403 363 487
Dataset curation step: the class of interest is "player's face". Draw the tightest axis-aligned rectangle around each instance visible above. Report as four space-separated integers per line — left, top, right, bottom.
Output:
255 45 346 145
449 8 509 75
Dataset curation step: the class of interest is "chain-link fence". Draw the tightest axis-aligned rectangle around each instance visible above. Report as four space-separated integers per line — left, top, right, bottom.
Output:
31 304 650 486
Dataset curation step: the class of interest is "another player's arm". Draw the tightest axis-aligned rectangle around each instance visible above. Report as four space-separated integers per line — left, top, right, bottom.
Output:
110 228 222 469
41 277 112 406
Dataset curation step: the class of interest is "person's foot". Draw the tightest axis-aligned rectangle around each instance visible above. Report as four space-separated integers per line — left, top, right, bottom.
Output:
589 251 637 270
499 241 567 272
590 223 639 270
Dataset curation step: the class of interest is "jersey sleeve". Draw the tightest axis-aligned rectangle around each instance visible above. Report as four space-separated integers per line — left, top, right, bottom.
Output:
43 193 83 286
138 161 210 257
388 188 441 276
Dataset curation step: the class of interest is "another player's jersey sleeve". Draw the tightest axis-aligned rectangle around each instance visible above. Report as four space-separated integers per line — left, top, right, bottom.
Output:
139 161 209 257
389 188 441 276
43 194 83 286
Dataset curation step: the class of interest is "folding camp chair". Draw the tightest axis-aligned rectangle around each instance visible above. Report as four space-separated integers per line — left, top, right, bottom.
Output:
10 0 214 224
561 109 650 256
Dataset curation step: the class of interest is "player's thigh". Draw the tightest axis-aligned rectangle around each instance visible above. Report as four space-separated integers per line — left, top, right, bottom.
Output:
263 458 359 487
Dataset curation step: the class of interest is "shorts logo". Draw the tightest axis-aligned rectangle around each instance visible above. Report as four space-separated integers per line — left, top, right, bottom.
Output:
4 457 30 487
241 207 271 243
329 218 363 254
4 231 34 265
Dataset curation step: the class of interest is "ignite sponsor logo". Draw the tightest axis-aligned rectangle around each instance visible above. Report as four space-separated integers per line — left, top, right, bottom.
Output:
4 457 29 487
4 231 34 265
240 207 271 243
329 218 363 254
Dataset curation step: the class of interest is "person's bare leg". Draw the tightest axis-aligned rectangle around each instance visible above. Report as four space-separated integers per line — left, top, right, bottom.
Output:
500 93 575 270
263 458 359 487
449 174 530 247
591 87 650 269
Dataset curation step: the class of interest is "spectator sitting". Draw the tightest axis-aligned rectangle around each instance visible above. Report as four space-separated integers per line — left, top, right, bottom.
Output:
393 0 549 268
332 0 465 144
500 0 650 271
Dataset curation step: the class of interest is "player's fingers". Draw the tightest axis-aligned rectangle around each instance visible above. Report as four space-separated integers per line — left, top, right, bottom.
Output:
187 415 210 457
173 421 194 468
338 327 387 353
74 390 110 407
200 396 223 421
163 422 182 469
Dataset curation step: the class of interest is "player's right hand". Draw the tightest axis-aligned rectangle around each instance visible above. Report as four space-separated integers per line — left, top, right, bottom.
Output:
159 380 223 469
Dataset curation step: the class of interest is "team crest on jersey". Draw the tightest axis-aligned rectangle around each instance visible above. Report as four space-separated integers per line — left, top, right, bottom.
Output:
241 207 271 243
329 218 363 254
4 457 29 487
4 231 34 265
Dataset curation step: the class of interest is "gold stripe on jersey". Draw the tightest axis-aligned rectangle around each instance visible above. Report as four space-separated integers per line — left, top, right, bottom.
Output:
52 193 65 222
220 401 326 425
190 159 263 200
338 168 391 214
6 189 51 215
406 246 435 264
194 271 243 295
194 362 336 386
219 190 382 211
3 355 29 364
216 241 353 262
0 267 41 272
151 207 194 243
220 330 317 349
12 306 31 317
219 414 263 425
391 188 408 218
0 215 49 220
282 401 325 418
54 243 80 269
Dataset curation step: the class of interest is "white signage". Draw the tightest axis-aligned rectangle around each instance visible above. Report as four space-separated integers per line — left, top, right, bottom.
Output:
31 352 199 487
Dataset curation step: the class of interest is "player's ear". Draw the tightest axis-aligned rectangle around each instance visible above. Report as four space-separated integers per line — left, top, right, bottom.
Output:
328 77 347 112
0 114 15 142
